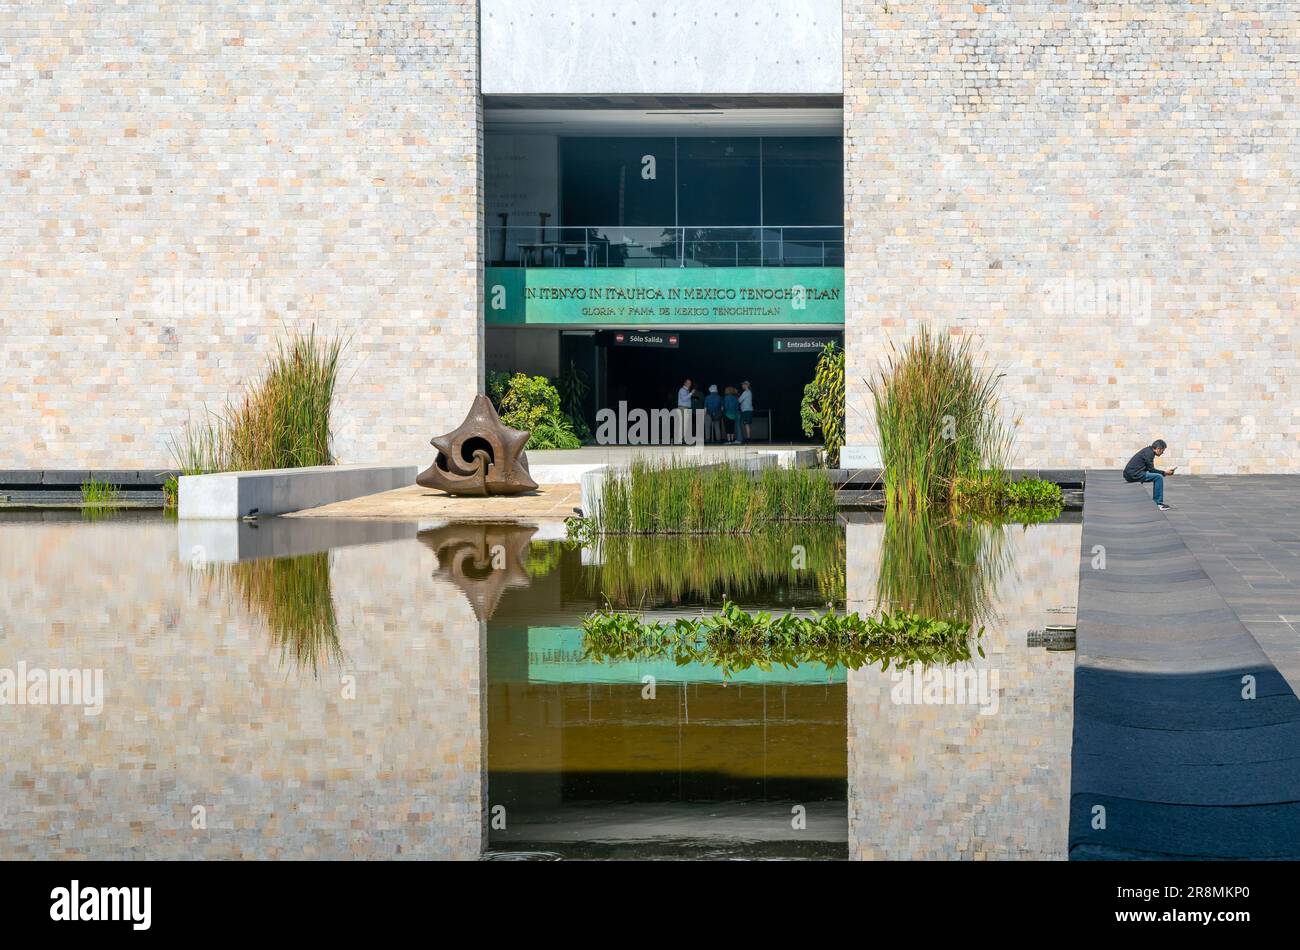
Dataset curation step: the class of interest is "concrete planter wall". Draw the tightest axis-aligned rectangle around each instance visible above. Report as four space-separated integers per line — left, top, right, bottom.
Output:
178 464 416 519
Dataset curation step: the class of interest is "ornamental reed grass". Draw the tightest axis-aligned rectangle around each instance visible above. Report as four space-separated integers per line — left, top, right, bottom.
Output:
590 457 837 535
80 479 122 507
869 326 1015 510
169 326 345 474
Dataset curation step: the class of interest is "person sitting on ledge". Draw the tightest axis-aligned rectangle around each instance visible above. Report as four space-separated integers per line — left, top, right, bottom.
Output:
1123 438 1178 511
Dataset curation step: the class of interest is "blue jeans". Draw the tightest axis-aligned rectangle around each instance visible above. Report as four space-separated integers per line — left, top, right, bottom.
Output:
1139 471 1164 504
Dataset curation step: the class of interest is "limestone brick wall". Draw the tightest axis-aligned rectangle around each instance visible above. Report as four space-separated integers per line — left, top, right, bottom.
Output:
1 1 481 469
843 2 1299 472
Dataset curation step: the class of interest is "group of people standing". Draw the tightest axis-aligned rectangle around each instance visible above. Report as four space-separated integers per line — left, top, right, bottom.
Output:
677 378 755 444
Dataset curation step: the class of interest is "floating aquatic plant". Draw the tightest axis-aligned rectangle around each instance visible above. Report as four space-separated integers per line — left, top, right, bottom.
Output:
581 598 981 678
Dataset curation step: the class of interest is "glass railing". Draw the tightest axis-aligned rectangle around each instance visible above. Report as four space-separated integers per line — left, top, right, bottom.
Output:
485 226 844 268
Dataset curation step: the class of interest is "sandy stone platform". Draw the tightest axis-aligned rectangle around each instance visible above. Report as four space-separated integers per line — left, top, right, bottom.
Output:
285 482 582 521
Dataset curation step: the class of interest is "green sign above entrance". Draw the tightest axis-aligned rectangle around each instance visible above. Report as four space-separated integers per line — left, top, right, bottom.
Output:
485 267 844 326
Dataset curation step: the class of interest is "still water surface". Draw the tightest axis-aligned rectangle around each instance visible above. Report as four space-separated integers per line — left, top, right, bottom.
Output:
0 510 1079 860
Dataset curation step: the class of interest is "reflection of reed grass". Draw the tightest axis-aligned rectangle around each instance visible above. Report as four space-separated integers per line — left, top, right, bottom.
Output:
79 504 120 523
877 507 1013 628
213 552 342 677
594 457 837 535
587 527 846 607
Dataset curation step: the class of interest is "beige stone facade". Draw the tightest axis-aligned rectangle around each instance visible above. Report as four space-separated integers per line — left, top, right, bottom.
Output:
1 1 482 469
4 2 1296 473
843 2 1299 473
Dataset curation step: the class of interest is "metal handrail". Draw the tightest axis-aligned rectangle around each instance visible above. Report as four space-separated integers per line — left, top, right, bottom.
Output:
486 225 844 268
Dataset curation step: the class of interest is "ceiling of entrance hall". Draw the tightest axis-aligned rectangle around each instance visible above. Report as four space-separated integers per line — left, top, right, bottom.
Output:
480 0 843 96
484 102 843 137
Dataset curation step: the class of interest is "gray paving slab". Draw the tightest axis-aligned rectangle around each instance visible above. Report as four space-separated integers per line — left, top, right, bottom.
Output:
1069 470 1300 861
1070 798 1300 860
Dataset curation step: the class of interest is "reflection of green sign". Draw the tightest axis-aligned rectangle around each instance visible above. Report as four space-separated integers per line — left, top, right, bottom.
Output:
523 626 846 685
485 267 844 326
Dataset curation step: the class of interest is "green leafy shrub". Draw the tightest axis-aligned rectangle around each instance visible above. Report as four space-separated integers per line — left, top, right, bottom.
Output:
162 475 179 509
802 344 845 466
498 373 582 450
1005 477 1063 506
800 381 820 437
485 370 511 411
556 360 593 442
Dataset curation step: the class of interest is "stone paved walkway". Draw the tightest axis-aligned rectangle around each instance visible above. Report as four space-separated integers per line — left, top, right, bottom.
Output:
1162 475 1300 691
285 482 582 521
1069 471 1300 860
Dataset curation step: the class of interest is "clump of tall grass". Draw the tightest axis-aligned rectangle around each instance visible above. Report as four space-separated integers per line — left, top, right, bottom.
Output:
80 479 122 507
869 326 1015 509
169 326 344 474
591 457 837 535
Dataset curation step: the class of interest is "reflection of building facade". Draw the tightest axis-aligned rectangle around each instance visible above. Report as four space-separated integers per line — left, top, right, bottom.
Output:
485 555 849 859
0 520 484 859
845 520 1081 860
11 2 1288 468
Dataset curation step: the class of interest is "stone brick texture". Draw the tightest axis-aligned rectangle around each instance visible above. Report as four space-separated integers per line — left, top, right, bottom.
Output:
847 521 1079 859
1 1 482 468
844 1 1299 473
0 518 484 858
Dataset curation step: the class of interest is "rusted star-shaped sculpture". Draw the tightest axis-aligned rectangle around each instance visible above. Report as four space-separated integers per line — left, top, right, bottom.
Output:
416 394 538 497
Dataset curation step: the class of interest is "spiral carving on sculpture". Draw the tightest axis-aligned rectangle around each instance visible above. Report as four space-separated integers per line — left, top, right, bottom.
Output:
416 394 538 497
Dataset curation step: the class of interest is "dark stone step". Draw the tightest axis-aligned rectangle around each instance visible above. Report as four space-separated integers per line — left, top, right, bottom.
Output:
0 469 178 489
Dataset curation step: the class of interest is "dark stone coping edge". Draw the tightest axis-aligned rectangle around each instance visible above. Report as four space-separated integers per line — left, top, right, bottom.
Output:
828 468 1085 488
0 470 179 488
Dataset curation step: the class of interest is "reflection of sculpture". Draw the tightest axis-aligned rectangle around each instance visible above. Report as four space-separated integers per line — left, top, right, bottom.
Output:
416 395 538 497
419 522 537 621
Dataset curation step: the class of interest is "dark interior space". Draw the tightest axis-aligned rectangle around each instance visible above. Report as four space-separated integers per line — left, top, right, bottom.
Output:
562 329 841 444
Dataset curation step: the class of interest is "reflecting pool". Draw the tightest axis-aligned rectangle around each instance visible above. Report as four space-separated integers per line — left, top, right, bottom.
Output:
0 508 1079 860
